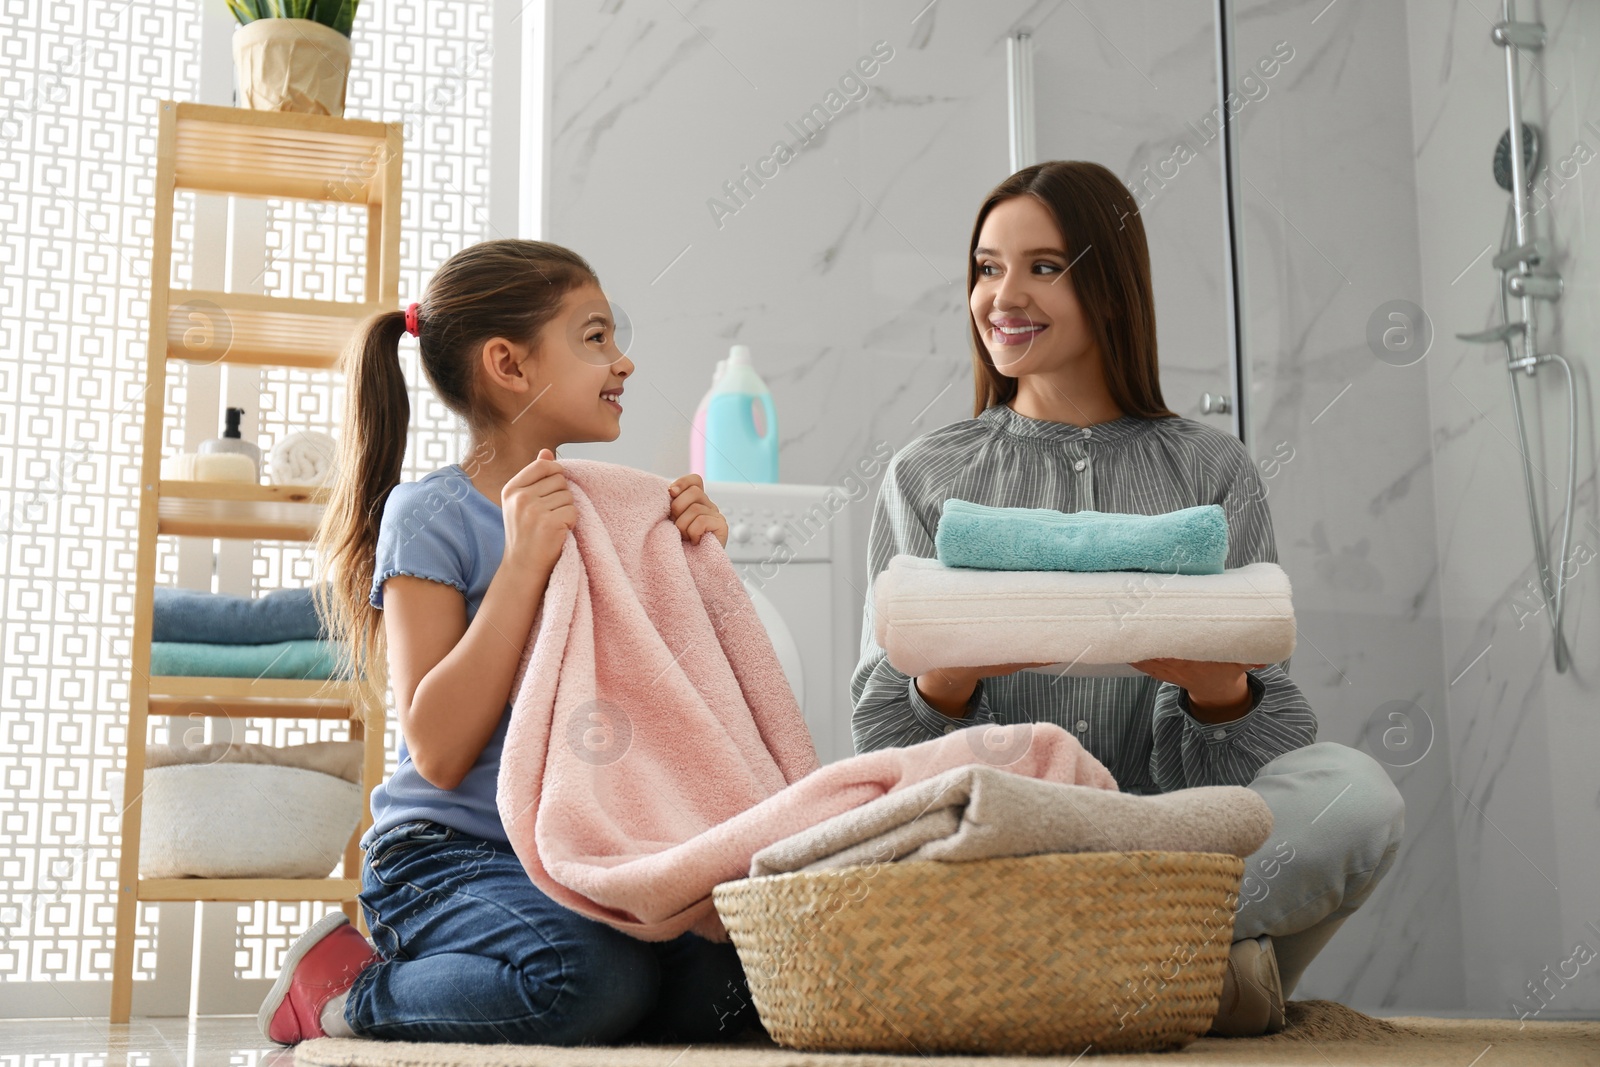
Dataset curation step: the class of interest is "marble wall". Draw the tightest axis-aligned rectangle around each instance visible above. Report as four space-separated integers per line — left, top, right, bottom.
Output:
1227 0 1466 1011
1403 0 1600 1018
543 0 1594 1015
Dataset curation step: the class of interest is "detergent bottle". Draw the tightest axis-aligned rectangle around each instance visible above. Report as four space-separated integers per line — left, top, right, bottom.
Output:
688 357 727 479
703 344 778 483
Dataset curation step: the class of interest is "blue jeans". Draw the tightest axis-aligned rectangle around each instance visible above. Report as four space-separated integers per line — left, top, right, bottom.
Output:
344 820 761 1044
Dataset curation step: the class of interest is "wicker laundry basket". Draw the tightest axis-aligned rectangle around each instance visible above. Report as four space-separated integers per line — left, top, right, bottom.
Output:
713 850 1244 1055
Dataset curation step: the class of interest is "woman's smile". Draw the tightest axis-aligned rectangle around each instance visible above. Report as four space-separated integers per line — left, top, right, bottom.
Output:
988 316 1049 346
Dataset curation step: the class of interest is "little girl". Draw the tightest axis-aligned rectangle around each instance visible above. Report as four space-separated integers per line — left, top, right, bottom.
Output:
258 239 759 1046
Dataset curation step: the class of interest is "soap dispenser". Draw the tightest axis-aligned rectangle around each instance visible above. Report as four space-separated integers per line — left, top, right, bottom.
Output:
198 407 262 479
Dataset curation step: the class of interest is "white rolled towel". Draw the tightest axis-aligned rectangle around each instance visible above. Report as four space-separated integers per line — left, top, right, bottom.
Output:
873 555 1296 677
268 430 337 486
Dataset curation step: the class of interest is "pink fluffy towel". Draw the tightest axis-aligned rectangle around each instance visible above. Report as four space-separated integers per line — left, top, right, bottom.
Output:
497 459 1118 942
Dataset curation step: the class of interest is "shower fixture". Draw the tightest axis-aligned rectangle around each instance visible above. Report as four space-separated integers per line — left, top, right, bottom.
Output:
1493 122 1540 193
1456 1 1578 672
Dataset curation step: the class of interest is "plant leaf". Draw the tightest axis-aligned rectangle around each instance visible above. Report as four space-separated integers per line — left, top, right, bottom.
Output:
224 0 358 36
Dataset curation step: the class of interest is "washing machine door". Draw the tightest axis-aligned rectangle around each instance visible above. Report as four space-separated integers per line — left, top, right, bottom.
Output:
741 578 804 709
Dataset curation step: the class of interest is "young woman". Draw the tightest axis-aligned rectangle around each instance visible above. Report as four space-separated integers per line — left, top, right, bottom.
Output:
258 240 758 1046
852 162 1405 1035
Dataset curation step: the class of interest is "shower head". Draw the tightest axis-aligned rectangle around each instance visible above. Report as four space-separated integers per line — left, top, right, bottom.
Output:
1494 123 1541 191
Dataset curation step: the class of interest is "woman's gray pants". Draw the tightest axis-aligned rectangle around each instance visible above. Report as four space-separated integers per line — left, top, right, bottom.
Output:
1233 741 1406 995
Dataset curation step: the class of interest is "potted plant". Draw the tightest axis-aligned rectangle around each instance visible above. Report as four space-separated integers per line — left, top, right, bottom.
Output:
226 1 361 117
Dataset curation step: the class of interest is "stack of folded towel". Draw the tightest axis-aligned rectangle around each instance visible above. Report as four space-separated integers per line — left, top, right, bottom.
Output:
875 500 1295 678
751 763 1275 875
150 585 350 680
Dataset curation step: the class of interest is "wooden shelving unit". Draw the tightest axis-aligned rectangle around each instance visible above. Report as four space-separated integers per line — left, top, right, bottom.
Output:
111 101 402 1023
158 480 331 540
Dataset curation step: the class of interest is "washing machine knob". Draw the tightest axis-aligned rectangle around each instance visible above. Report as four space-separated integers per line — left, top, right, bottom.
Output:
730 522 751 543
764 523 787 545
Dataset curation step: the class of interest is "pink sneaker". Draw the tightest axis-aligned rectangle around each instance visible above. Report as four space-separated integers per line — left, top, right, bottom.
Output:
257 911 379 1045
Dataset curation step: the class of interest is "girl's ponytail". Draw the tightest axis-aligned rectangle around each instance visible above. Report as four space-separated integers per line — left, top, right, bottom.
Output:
315 308 410 701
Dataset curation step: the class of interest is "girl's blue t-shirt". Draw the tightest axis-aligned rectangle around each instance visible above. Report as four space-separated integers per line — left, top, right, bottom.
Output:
362 464 511 847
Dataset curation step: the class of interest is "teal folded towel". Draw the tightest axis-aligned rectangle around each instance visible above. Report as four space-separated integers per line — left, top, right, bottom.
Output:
153 585 327 645
934 499 1229 574
149 639 351 680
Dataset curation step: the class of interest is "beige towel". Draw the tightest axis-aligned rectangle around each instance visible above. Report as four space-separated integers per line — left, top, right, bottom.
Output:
145 739 362 783
749 763 1273 876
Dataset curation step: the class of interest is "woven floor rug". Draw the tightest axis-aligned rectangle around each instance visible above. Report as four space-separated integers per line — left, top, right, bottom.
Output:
296 1000 1600 1066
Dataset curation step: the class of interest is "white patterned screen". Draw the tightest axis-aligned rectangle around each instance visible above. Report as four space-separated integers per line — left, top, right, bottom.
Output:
0 0 507 1003
0 0 204 994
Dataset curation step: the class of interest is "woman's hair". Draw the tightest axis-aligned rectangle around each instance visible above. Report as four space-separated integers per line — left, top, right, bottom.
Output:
966 160 1177 420
315 239 598 698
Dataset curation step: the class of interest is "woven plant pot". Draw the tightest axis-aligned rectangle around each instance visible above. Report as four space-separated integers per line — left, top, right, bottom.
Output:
713 851 1243 1055
232 18 352 117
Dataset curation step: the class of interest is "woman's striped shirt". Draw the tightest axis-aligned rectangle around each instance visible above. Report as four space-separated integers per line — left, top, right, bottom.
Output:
850 402 1317 793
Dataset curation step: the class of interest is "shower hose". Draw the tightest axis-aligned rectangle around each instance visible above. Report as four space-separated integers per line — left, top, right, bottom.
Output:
1495 200 1577 671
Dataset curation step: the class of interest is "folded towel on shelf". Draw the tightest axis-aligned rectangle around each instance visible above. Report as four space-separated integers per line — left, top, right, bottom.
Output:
497 459 1119 943
144 739 363 783
268 430 338 486
153 585 327 645
149 638 350 680
750 763 1273 876
160 452 257 483
874 554 1295 677
935 499 1230 574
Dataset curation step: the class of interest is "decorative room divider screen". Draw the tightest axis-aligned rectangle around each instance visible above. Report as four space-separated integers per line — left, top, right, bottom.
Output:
0 0 525 1018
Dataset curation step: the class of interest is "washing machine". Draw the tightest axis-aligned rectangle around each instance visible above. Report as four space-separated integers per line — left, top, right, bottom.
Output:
708 481 860 765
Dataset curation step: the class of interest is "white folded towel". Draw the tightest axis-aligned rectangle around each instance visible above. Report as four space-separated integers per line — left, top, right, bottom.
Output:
160 452 257 483
873 555 1295 677
144 739 363 783
268 430 337 486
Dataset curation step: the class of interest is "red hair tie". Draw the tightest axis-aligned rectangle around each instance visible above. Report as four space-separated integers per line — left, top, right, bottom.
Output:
404 302 421 337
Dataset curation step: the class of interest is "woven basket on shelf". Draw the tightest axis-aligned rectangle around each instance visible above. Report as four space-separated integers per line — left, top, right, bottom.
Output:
713 850 1243 1055
109 763 359 879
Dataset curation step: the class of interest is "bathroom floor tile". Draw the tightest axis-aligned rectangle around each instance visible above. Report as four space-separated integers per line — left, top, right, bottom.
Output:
0 1016 289 1067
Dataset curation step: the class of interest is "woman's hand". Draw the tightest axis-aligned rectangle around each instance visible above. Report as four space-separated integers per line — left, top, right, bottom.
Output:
501 448 578 571
916 661 1055 717
668 473 729 546
1128 658 1268 723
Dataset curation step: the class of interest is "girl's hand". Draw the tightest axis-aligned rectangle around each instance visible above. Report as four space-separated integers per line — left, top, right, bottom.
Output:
501 448 578 570
1128 658 1268 722
668 474 728 546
